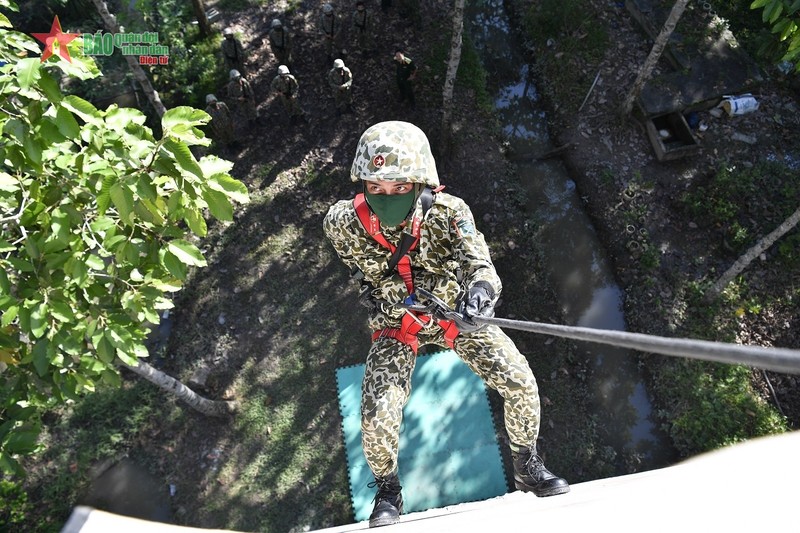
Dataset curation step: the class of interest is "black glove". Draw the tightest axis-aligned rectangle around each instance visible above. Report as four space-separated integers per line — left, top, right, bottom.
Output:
454 283 495 333
357 281 378 311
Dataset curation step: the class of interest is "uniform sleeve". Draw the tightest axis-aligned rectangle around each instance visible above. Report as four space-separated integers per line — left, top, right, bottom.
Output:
447 200 502 300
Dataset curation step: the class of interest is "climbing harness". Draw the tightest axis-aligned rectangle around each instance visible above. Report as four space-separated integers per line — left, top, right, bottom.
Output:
354 188 459 354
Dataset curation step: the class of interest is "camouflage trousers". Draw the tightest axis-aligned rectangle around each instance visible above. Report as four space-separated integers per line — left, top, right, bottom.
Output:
278 94 304 117
361 325 540 478
333 87 352 110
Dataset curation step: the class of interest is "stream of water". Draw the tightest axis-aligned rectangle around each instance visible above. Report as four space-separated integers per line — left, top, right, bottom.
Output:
467 0 677 473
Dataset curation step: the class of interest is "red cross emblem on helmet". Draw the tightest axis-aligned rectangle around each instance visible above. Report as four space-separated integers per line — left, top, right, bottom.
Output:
372 155 385 168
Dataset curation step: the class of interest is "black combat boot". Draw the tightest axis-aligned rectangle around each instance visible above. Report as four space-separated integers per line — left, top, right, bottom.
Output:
511 446 570 497
367 473 403 528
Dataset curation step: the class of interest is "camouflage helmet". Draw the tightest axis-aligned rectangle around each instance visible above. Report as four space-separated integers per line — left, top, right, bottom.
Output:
322 3 334 14
333 58 345 68
271 18 282 28
350 121 439 188
205 94 218 104
223 27 234 36
229 69 241 80
278 64 290 75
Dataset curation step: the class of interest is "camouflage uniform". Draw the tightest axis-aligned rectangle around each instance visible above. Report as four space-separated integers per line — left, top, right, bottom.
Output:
226 76 258 120
268 24 293 66
351 3 373 53
221 32 246 74
323 121 542 479
270 71 304 120
318 5 342 60
205 99 234 147
328 63 353 114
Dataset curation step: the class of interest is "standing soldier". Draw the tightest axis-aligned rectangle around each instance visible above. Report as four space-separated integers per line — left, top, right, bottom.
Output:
270 65 306 124
351 1 373 55
226 69 259 126
318 3 341 62
220 27 246 75
268 18 293 67
204 94 235 148
393 48 417 108
328 58 353 116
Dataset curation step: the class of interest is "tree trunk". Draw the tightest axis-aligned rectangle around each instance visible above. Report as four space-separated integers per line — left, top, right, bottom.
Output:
440 0 465 158
89 0 167 117
125 359 238 417
191 0 211 38
705 204 800 302
620 0 689 116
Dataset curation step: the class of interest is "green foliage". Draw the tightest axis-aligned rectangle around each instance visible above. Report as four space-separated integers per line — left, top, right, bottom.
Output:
0 16 248 475
655 359 787 456
0 478 32 527
749 0 800 70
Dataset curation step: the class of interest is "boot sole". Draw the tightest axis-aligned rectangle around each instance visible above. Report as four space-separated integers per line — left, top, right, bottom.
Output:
514 479 571 497
369 515 401 528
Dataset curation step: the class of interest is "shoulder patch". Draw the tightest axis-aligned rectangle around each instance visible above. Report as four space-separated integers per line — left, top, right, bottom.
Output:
453 216 475 236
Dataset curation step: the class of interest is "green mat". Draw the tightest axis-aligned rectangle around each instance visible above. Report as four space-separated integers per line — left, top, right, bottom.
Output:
336 349 508 522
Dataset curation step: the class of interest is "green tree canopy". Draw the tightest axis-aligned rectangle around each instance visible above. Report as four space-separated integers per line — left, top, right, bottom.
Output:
0 0 248 475
751 0 800 70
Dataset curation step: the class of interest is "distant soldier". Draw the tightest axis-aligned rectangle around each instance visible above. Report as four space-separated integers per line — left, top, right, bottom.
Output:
205 94 234 147
220 27 246 75
318 3 342 61
351 1 373 54
270 65 306 123
328 58 353 116
226 69 259 125
393 48 418 107
268 18 293 66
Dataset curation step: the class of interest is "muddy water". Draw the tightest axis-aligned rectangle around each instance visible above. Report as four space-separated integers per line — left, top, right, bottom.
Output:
467 0 677 473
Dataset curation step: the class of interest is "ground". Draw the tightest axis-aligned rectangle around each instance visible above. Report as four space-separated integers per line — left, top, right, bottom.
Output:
20 1 800 531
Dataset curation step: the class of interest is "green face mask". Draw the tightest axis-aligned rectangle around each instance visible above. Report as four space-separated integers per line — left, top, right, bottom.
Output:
364 189 416 227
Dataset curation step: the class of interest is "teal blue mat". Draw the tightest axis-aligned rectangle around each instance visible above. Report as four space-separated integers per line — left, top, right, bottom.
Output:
336 349 508 522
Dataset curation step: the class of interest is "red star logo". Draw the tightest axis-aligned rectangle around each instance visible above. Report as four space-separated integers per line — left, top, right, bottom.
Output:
32 16 80 63
372 155 385 168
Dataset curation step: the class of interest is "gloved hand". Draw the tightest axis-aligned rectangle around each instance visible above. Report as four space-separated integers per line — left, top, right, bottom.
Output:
454 283 495 333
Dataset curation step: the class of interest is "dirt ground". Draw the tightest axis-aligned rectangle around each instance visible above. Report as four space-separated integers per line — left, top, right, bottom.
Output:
75 0 799 530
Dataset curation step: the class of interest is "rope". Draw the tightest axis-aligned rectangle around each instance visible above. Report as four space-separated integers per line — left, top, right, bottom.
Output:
477 316 800 375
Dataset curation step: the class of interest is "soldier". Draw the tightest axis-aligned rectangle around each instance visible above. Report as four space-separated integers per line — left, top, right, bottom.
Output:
393 48 417 107
318 3 342 62
351 1 373 54
268 18 293 66
226 69 259 126
204 94 234 148
328 58 353 116
220 27 246 75
270 64 306 123
323 121 570 529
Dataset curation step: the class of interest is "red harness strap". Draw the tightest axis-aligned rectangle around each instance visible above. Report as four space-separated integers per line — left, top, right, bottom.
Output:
354 193 459 354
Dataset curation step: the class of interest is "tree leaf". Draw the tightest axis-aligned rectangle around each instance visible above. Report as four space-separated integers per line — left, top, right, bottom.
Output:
183 207 207 236
1 305 18 327
37 70 62 103
29 302 48 338
14 57 41 90
62 95 102 125
163 138 203 179
109 182 134 225
162 106 209 131
202 189 233 221
56 106 80 139
208 174 250 204
161 249 187 279
31 338 49 376
167 240 207 267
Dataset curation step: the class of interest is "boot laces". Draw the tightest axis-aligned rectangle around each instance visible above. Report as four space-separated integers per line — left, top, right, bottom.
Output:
524 452 547 476
368 477 402 502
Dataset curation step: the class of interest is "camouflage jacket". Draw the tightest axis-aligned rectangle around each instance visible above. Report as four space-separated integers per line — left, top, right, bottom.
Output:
328 66 353 90
271 74 299 96
352 9 370 32
221 37 245 62
323 191 501 331
319 12 341 38
227 78 254 102
268 27 292 50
